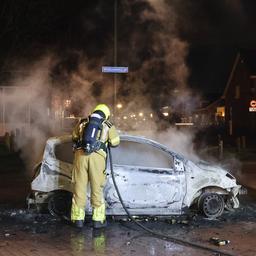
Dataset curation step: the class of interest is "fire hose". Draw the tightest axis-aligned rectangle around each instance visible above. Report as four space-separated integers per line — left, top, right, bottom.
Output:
108 147 236 256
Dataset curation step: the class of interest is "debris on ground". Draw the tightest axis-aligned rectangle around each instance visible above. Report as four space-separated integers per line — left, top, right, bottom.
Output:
210 237 230 246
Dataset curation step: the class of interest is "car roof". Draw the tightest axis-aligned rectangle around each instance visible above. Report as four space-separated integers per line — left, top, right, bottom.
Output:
45 134 185 161
120 134 180 157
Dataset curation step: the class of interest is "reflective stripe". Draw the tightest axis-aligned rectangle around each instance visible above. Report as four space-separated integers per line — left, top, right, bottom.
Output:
92 203 106 222
104 120 113 128
91 128 96 138
71 203 85 221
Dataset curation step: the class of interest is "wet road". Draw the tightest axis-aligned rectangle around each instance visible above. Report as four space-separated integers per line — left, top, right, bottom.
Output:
1 206 256 256
0 152 256 256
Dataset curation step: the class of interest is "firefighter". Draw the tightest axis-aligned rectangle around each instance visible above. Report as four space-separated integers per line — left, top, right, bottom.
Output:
71 104 120 228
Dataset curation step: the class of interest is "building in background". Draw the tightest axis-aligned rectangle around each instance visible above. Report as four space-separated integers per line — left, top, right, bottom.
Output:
192 50 256 146
192 95 224 128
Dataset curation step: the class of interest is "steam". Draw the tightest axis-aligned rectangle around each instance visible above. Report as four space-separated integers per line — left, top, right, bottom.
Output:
129 126 198 162
1 56 55 168
155 127 198 161
115 0 195 113
0 1 208 170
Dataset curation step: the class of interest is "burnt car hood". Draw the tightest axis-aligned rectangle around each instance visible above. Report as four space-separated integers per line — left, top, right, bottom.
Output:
185 159 240 190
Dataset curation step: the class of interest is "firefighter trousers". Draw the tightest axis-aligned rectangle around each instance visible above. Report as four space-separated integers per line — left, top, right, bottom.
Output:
71 149 106 221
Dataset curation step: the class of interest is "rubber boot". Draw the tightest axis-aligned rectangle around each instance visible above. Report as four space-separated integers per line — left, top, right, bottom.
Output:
71 204 85 229
73 220 84 229
93 220 107 229
92 204 107 229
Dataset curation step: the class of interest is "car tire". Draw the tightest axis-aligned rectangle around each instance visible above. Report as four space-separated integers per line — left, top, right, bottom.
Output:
198 193 225 218
47 191 72 219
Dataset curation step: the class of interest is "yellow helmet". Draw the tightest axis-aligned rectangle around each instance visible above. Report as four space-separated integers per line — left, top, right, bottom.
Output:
93 104 110 119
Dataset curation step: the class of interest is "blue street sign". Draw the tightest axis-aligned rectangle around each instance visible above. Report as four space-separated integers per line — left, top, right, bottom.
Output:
102 66 129 73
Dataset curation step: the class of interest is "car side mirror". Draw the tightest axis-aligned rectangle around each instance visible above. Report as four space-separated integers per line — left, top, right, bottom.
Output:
174 157 184 172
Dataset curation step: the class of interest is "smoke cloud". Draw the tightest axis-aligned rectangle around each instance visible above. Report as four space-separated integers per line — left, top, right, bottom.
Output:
0 1 208 169
1 0 199 115
1 56 55 168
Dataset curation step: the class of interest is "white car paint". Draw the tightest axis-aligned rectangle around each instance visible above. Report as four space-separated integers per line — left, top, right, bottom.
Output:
30 134 243 216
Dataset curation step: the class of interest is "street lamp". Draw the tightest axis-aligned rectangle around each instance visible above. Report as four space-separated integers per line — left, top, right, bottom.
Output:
116 103 122 109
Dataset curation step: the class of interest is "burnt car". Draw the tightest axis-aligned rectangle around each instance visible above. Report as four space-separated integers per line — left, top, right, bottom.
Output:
27 134 245 219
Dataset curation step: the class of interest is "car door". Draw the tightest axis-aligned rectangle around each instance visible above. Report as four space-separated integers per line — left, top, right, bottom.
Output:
104 139 186 215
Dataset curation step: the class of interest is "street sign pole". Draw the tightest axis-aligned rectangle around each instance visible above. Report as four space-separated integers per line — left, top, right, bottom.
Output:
114 0 117 120
102 66 129 120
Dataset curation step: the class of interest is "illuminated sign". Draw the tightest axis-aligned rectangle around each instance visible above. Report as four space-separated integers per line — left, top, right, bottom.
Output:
250 100 256 107
249 100 256 112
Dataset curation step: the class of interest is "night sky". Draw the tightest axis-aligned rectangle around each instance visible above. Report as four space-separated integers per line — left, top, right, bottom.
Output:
0 0 256 96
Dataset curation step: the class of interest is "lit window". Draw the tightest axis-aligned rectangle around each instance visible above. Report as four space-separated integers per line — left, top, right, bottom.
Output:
216 107 225 117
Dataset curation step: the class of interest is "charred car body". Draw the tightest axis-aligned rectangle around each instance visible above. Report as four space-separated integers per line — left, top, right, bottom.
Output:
28 134 245 218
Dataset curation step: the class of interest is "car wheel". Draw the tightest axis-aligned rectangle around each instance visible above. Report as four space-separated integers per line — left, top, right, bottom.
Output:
47 191 72 219
225 197 234 211
198 193 225 218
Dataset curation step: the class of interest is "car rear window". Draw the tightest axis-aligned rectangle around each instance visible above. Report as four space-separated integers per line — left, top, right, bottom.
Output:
55 141 74 164
111 140 173 169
